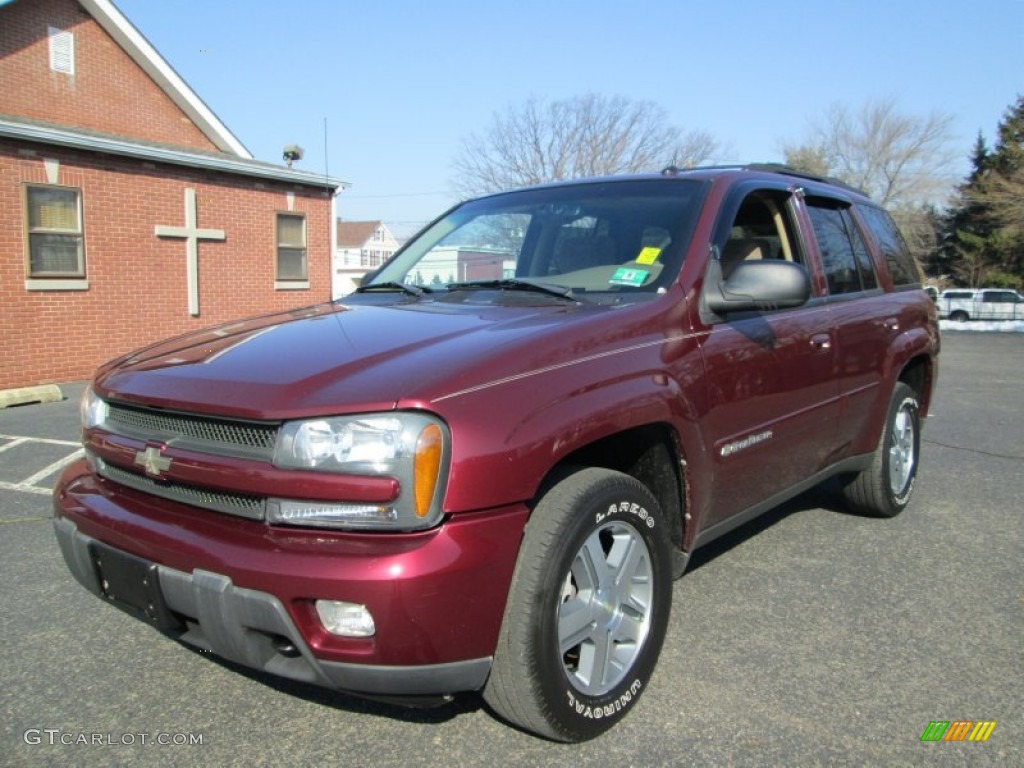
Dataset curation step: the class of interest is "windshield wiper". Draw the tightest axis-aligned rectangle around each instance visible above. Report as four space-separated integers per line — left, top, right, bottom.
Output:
355 281 430 297
446 278 577 301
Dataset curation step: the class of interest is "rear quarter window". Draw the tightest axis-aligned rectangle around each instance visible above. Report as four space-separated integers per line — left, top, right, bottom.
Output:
857 205 922 288
982 291 1020 303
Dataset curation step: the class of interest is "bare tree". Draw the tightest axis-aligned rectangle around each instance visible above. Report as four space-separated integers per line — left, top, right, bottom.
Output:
452 94 718 197
782 144 830 178
967 166 1024 240
890 203 940 270
782 98 957 207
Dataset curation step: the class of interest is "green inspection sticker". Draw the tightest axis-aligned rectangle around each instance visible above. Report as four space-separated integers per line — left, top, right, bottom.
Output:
609 267 649 286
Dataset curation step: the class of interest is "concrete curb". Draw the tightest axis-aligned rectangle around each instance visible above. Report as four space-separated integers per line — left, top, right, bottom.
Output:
0 384 64 409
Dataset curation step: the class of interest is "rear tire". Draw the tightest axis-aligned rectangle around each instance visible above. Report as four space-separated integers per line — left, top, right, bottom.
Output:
483 468 672 742
841 382 920 517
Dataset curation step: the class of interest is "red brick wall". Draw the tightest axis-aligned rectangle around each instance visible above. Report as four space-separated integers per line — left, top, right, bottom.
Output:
0 139 334 389
0 0 220 153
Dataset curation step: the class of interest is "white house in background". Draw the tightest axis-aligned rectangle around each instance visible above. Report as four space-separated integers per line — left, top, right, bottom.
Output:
332 219 400 297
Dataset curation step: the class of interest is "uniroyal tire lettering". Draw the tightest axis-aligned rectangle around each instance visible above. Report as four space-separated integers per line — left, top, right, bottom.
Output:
566 679 644 720
596 501 656 529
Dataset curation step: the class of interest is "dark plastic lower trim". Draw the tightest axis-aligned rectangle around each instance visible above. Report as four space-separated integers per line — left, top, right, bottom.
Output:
690 454 872 551
53 518 492 696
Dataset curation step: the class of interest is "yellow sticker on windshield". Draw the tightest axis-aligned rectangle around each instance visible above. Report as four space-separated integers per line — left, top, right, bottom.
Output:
635 247 661 265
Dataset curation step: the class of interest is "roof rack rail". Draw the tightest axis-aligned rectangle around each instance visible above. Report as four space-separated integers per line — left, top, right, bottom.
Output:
661 163 746 175
741 163 869 197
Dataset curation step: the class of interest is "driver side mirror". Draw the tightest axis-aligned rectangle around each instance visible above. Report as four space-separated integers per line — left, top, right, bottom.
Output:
704 260 811 316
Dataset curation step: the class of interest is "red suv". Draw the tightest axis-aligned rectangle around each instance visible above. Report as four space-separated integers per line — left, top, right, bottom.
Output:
54 165 939 742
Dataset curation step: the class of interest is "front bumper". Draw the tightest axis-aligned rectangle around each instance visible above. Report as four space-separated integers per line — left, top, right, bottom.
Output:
53 460 527 697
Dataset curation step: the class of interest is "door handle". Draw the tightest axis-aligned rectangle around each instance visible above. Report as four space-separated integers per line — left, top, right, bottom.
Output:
883 317 900 331
810 333 832 350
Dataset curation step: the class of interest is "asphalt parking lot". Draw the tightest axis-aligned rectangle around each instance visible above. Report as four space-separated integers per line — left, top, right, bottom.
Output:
0 332 1020 767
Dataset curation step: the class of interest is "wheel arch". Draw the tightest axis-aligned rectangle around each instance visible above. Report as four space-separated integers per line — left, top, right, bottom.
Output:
897 353 936 418
536 423 689 573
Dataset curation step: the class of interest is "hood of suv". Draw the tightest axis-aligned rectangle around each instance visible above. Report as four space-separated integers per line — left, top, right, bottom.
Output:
95 299 613 419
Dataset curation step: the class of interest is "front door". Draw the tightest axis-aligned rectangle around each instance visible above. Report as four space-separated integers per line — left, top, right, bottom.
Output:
696 186 841 527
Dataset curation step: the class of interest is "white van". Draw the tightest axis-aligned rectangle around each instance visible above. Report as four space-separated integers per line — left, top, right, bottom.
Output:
938 288 1024 321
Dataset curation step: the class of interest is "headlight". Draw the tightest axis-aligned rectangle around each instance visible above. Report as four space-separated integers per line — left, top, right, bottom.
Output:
80 387 108 430
270 412 449 530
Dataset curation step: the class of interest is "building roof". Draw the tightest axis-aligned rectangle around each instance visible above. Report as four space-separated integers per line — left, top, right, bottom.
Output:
0 114 346 189
337 220 383 248
76 0 251 157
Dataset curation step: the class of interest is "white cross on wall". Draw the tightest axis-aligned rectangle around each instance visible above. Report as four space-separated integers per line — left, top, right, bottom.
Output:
154 188 226 316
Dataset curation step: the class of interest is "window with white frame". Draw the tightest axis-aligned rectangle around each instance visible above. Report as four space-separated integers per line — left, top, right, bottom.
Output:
48 27 75 74
25 184 85 277
276 213 307 280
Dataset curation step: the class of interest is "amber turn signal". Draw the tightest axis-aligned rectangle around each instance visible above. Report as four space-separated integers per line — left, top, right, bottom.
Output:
413 424 443 517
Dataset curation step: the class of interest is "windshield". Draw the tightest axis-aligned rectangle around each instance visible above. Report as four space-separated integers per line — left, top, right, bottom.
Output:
371 179 708 299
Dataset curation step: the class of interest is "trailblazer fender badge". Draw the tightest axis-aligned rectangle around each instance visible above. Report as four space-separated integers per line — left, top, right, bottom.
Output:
135 445 172 477
720 430 774 458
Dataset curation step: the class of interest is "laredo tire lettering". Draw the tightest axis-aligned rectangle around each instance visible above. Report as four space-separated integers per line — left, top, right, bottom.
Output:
485 468 671 742
596 501 657 528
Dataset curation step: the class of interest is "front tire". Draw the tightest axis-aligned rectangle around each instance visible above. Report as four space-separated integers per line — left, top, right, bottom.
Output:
483 468 672 742
841 382 921 517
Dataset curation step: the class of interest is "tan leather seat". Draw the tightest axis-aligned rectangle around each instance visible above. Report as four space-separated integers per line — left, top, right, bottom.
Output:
721 238 771 277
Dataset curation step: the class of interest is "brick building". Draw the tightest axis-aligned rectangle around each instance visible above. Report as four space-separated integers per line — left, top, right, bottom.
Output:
0 0 343 390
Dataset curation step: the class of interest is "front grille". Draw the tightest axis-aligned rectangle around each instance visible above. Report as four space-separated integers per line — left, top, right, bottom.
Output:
98 459 266 521
106 403 278 458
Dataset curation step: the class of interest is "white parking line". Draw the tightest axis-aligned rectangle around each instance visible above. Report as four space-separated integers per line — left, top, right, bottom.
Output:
0 433 80 447
19 448 86 487
0 437 30 454
0 434 84 496
0 481 54 497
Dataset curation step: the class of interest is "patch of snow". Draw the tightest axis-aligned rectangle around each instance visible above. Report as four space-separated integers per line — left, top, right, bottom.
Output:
939 319 1024 333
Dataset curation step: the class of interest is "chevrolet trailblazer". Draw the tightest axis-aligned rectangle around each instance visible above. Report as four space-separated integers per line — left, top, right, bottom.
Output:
54 165 939 741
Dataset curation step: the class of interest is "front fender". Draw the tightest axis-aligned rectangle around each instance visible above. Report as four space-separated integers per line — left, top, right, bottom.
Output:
427 348 706 514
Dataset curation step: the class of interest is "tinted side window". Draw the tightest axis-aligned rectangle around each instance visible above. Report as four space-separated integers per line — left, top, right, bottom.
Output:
982 291 1017 303
849 217 878 291
806 201 876 295
858 205 921 287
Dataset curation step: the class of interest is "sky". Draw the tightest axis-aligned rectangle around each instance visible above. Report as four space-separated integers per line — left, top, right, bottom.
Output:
115 0 1024 238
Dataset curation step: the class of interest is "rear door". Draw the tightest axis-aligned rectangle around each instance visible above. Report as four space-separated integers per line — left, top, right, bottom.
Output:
803 196 896 455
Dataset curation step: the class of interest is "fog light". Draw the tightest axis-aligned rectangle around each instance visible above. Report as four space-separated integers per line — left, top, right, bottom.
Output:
315 600 375 637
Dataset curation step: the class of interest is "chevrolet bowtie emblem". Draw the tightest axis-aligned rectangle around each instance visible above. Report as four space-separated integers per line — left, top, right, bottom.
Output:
135 446 172 476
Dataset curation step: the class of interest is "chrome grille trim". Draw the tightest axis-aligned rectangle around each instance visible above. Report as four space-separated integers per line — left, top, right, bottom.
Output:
96 457 266 521
105 403 278 459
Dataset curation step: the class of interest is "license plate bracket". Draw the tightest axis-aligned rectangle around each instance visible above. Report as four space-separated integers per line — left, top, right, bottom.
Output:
88 542 182 632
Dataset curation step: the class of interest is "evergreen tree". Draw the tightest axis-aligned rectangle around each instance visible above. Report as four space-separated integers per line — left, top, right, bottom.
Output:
990 96 1024 175
967 132 989 183
937 96 1024 288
